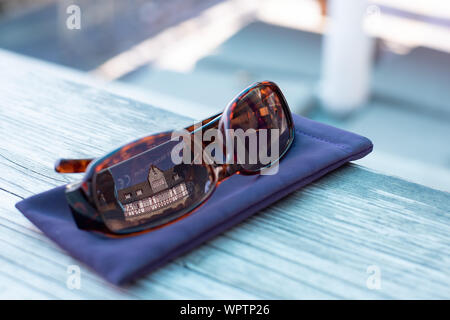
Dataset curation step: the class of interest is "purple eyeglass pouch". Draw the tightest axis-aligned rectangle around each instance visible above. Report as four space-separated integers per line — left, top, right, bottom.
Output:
15 114 373 285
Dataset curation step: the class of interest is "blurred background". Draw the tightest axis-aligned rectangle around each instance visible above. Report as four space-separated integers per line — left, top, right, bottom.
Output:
0 0 449 191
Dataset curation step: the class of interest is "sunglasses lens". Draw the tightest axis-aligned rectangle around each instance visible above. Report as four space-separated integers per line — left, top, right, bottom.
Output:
92 140 216 234
228 84 292 172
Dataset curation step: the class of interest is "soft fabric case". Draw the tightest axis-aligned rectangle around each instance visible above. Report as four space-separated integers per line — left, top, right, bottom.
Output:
16 114 373 285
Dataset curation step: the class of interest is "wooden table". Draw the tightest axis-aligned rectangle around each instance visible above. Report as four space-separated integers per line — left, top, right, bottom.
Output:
0 50 449 299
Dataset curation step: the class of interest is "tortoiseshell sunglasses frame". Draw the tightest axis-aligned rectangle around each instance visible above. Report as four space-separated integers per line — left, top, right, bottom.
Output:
55 81 294 235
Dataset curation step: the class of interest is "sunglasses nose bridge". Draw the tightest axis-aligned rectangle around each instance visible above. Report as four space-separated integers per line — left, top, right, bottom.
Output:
213 163 241 182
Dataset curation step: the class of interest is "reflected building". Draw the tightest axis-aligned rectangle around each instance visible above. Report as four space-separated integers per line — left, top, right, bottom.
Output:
117 165 191 221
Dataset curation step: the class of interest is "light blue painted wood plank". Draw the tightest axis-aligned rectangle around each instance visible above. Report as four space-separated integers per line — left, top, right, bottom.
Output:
120 67 315 118
309 97 450 192
373 46 450 117
0 49 449 299
195 21 322 79
0 0 223 71
119 21 321 117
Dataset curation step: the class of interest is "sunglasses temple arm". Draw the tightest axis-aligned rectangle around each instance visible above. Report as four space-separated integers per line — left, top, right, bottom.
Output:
54 158 94 173
54 113 223 174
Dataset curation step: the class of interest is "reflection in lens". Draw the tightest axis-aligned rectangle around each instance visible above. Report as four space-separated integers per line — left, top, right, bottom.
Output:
93 139 216 234
227 84 292 172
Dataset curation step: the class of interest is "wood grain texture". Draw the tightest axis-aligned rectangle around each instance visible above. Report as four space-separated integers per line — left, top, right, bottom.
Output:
0 50 449 299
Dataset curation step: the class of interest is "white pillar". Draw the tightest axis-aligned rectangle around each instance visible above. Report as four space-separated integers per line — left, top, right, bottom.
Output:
319 0 374 115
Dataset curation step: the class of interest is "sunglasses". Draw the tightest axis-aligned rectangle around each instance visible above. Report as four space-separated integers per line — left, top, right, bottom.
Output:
55 81 294 235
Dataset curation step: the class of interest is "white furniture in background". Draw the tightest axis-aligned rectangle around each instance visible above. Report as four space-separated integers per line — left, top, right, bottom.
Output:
320 0 375 114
